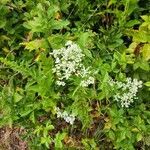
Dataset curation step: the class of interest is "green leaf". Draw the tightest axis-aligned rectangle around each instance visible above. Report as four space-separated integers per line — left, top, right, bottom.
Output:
45 123 54 131
125 20 140 27
126 42 139 53
82 138 97 149
108 130 116 140
29 112 35 124
116 129 126 142
0 19 6 28
139 61 150 71
108 0 117 7
125 30 150 42
144 81 150 87
13 92 22 103
123 0 138 16
136 133 143 142
141 15 149 22
142 44 150 61
0 0 10 4
50 20 70 30
77 32 94 58
47 34 65 49
145 136 150 146
19 105 33 117
54 132 67 148
41 136 52 148
21 39 47 51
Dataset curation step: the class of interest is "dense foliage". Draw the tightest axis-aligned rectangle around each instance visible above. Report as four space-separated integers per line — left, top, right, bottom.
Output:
0 0 150 149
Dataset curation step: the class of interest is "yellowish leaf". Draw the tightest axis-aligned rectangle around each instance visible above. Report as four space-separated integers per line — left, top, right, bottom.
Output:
142 44 150 61
104 122 112 129
127 42 139 53
21 39 46 51
131 128 139 132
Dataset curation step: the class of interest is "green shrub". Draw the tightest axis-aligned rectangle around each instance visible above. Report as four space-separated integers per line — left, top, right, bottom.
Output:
0 0 150 149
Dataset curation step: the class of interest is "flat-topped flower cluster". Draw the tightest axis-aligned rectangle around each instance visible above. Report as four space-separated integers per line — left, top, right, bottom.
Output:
55 107 75 125
110 77 143 108
50 41 94 87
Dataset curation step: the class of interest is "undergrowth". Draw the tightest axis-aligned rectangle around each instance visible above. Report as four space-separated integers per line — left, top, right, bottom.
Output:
0 0 150 149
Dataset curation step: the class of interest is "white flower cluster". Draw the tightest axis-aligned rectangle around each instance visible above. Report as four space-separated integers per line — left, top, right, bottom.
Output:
50 41 94 87
110 78 142 108
55 107 75 125
77 66 95 87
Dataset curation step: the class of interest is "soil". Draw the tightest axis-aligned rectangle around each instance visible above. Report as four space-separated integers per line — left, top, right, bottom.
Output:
0 127 28 150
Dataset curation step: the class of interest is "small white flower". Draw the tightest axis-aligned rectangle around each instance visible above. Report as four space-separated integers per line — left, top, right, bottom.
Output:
55 57 60 64
80 76 95 87
55 107 76 125
65 40 73 46
62 111 68 118
55 107 62 118
56 111 62 118
111 78 142 108
51 41 95 87
56 81 66 86
52 68 56 73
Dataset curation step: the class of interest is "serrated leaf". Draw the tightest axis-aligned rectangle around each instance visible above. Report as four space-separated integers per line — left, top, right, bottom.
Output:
50 20 69 30
21 39 46 51
117 130 126 142
48 34 65 49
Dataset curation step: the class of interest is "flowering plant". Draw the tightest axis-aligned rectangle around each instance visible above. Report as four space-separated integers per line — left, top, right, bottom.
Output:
110 78 143 108
51 41 95 87
0 0 149 150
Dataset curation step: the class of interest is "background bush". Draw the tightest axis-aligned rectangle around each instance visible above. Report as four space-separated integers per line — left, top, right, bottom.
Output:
0 0 150 149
